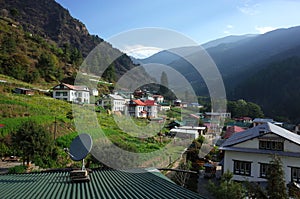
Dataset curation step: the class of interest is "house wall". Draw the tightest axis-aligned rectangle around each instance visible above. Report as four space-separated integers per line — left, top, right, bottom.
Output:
234 133 300 153
135 106 144 117
112 99 125 112
147 106 157 118
53 90 89 103
223 150 300 184
53 90 70 101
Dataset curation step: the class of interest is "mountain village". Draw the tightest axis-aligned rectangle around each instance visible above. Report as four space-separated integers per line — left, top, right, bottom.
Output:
2 79 300 198
1 0 300 198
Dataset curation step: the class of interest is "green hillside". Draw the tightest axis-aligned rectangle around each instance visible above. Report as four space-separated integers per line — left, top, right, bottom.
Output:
234 56 300 123
0 75 174 169
0 16 79 84
0 74 74 136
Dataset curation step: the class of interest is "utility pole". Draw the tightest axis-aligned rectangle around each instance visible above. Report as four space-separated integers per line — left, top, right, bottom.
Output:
54 117 57 142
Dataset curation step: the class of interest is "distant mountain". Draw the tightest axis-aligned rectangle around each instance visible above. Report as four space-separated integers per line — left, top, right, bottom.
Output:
201 34 257 49
234 56 300 123
136 34 258 66
136 27 300 122
0 0 140 84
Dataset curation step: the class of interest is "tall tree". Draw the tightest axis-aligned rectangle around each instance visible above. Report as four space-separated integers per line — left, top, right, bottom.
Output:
266 155 288 199
159 71 168 95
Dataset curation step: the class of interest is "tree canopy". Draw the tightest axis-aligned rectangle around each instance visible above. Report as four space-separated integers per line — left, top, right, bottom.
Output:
208 170 245 199
227 99 264 119
11 120 53 166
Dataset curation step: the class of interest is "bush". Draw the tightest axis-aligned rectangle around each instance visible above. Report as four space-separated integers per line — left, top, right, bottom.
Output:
8 165 26 174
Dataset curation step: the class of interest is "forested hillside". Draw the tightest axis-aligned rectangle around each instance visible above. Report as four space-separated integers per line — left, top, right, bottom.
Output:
234 57 300 123
0 0 139 85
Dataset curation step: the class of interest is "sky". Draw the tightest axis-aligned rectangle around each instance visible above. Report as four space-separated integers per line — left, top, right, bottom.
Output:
55 0 300 58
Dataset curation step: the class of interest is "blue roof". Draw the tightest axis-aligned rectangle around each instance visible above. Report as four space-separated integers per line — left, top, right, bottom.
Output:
221 122 300 147
0 168 205 199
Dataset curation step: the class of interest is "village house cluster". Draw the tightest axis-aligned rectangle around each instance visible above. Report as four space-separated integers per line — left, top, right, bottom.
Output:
16 82 300 193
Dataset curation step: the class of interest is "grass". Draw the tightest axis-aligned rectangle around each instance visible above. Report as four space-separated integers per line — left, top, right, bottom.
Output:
0 83 73 137
0 75 191 169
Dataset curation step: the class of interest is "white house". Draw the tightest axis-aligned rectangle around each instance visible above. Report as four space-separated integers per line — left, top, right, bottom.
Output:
125 99 158 118
170 126 206 140
220 122 300 186
52 83 90 104
152 95 164 103
90 88 99 96
108 94 126 112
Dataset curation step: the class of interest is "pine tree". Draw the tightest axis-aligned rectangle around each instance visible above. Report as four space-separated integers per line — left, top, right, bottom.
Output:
208 170 245 199
266 155 288 199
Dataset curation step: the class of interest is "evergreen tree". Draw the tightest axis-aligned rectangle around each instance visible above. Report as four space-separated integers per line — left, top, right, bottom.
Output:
103 63 116 83
208 170 245 199
159 71 169 95
266 155 288 199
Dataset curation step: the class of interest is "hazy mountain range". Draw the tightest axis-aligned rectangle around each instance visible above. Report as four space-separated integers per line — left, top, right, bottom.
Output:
135 27 300 122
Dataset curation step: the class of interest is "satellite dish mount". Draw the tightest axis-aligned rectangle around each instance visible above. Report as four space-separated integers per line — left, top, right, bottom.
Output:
65 133 93 182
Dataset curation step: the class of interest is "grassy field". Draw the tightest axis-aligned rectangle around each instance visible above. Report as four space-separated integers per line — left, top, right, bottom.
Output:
0 75 190 169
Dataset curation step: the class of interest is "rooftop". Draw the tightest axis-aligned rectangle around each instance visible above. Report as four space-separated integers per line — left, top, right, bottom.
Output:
0 168 205 199
221 122 300 147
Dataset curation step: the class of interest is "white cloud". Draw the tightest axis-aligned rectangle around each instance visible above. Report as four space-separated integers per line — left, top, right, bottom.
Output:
224 24 234 35
122 45 163 59
238 1 260 15
255 26 277 34
226 25 234 29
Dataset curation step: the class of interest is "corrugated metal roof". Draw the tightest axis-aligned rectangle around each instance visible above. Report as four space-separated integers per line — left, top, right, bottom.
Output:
0 168 205 199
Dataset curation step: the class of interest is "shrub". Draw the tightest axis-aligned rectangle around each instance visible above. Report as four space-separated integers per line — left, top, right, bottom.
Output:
8 165 26 174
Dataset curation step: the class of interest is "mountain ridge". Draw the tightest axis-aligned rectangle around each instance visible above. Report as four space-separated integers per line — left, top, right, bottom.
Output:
135 26 300 122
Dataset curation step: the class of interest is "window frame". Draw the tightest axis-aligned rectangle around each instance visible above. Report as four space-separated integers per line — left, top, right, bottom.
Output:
259 163 271 178
259 140 284 151
233 160 252 176
291 167 300 182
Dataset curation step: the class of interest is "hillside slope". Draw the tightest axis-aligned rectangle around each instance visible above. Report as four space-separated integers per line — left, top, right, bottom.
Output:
234 56 300 123
0 0 140 84
137 27 300 121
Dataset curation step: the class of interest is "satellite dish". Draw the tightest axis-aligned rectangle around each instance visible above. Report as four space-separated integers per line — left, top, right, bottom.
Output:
66 133 93 182
69 133 93 161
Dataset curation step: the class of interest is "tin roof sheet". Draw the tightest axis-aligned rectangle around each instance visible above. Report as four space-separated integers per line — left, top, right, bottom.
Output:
0 168 205 199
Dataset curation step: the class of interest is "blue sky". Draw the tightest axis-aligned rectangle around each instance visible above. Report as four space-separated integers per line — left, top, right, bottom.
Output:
55 0 300 57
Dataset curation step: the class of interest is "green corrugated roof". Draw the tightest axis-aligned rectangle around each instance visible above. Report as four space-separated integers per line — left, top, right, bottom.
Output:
0 168 205 199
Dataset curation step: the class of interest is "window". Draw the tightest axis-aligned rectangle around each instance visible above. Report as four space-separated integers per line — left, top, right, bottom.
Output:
63 92 68 96
260 163 271 178
291 167 300 182
55 92 61 96
259 140 283 151
233 160 251 176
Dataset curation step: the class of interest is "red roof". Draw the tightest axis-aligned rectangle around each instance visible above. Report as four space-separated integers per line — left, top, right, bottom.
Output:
234 117 252 121
223 125 245 139
133 99 146 106
54 83 87 91
144 100 155 106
